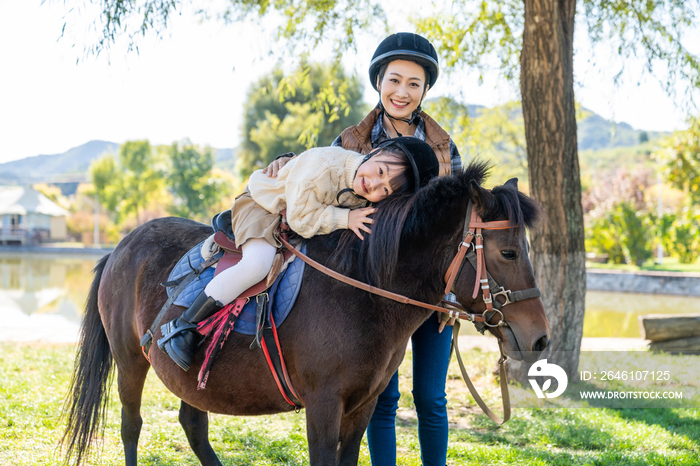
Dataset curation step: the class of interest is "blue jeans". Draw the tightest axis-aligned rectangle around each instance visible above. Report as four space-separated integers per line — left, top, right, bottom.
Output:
367 313 453 466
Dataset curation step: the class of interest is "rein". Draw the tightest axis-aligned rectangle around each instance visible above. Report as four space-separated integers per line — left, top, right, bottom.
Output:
278 236 491 324
278 200 541 425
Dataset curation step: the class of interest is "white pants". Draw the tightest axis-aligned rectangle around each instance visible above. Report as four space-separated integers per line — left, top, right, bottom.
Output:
204 238 277 304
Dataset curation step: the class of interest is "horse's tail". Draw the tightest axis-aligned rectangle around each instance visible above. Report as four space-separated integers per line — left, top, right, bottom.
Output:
61 254 114 466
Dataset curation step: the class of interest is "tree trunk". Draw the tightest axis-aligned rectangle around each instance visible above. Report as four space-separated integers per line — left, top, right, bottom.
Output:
510 0 586 383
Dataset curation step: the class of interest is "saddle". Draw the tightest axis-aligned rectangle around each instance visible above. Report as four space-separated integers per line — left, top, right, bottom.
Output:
210 210 292 294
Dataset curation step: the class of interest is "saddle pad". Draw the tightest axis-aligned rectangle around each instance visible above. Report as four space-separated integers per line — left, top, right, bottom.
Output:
167 240 216 306
166 241 306 335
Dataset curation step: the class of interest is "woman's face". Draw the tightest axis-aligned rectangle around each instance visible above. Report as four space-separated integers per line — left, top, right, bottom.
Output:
352 153 405 203
377 60 429 119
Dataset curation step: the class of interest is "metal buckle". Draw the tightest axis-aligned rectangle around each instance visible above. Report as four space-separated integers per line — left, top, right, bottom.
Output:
492 288 513 306
484 309 508 328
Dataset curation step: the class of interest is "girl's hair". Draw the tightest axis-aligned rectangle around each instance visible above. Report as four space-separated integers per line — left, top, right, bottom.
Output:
376 146 414 195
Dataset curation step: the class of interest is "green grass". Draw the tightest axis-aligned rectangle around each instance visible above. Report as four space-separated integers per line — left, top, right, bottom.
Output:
1 343 699 465
587 256 700 274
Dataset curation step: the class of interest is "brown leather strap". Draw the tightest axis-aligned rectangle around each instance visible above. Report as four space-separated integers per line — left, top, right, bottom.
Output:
279 236 487 323
443 243 469 295
468 220 512 229
451 321 511 424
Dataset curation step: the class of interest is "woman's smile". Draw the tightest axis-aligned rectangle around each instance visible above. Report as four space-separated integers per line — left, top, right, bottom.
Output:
390 99 410 109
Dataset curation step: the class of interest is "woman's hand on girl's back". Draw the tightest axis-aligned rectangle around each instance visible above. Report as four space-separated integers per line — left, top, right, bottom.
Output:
348 207 376 240
262 155 295 177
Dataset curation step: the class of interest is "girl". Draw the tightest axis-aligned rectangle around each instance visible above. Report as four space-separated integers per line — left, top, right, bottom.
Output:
265 32 460 466
158 137 439 372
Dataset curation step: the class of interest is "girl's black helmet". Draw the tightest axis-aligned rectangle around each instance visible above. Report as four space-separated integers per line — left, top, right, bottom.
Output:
369 33 439 91
377 137 439 191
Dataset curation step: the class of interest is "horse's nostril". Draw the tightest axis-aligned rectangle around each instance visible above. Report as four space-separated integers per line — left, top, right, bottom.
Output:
533 335 549 353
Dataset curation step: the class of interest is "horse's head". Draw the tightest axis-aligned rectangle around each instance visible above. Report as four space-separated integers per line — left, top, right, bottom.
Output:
327 161 549 363
449 175 550 363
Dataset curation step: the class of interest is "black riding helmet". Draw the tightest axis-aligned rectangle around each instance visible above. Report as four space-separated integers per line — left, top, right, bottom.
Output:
372 137 439 192
369 32 440 91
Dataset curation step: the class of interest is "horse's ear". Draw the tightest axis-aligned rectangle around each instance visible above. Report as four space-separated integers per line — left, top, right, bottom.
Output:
468 179 496 215
505 178 519 189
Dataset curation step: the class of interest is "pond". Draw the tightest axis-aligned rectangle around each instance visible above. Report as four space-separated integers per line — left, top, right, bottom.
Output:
1 251 699 341
0 251 101 342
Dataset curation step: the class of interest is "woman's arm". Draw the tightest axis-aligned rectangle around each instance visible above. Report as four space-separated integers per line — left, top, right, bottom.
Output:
262 135 343 177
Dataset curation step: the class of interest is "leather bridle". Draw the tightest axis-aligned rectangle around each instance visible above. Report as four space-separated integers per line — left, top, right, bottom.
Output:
442 202 541 332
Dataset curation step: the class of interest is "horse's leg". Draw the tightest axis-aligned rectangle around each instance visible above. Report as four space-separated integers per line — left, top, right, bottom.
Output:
337 401 377 466
305 396 343 465
178 401 222 466
116 358 150 466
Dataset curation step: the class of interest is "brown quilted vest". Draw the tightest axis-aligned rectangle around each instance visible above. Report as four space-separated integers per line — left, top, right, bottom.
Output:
339 107 453 177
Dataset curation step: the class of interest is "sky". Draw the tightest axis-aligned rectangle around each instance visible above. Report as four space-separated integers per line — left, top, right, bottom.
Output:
0 1 697 164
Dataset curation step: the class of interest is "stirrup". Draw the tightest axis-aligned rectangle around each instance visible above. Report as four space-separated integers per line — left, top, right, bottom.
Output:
157 320 198 347
157 320 200 371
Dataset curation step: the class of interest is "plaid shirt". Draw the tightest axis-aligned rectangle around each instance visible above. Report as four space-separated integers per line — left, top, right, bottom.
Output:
332 111 462 173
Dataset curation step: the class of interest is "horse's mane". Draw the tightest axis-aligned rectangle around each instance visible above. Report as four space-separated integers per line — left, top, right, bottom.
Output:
318 160 541 288
488 180 543 230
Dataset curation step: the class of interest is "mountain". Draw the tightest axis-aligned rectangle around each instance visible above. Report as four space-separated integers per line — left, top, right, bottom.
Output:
0 140 119 185
462 104 668 151
577 109 668 151
0 141 238 188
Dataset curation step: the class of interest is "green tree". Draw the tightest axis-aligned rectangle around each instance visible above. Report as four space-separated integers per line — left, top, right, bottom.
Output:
584 168 655 265
424 98 528 185
90 140 169 227
655 116 700 205
670 208 700 264
165 140 232 221
653 117 700 264
238 61 368 178
60 0 700 381
90 153 121 215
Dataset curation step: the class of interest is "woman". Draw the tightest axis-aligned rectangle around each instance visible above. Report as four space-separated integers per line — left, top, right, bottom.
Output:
265 32 461 466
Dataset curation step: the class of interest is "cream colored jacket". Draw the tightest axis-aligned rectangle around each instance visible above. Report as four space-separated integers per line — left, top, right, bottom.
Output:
248 147 366 238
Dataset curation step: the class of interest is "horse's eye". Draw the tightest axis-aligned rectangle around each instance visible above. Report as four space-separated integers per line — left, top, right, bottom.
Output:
501 250 517 260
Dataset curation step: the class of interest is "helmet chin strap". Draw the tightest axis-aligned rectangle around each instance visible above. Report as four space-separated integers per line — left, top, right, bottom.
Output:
378 89 426 138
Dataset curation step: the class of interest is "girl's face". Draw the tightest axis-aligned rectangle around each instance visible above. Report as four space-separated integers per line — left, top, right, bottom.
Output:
353 153 406 203
377 60 429 119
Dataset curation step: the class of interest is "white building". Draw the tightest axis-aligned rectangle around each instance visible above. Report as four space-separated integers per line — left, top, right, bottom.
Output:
0 187 69 245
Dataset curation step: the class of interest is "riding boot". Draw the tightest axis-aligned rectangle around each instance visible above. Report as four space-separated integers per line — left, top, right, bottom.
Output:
157 291 223 371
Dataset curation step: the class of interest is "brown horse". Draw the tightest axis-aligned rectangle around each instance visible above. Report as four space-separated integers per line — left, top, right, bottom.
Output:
62 161 549 466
